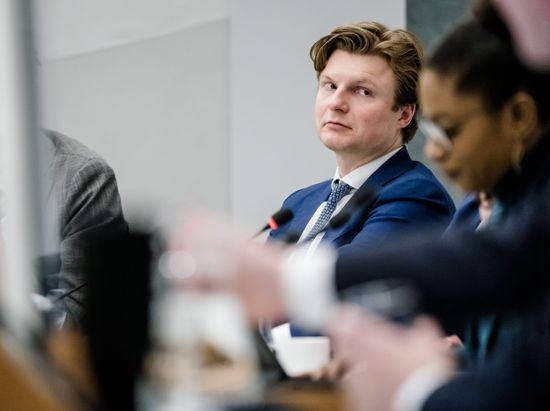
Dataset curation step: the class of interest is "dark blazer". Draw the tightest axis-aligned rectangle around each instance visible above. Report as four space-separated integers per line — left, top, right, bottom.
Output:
425 330 550 411
269 147 455 258
332 135 550 410
335 137 550 320
445 193 481 234
334 184 550 409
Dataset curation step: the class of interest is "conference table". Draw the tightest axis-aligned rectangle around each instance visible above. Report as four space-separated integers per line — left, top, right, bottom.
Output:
0 328 345 411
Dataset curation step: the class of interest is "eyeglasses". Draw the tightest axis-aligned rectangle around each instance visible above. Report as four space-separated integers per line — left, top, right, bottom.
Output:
417 110 485 152
417 117 453 151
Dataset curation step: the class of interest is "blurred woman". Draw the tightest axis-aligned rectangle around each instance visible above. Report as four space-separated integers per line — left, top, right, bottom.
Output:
418 14 550 365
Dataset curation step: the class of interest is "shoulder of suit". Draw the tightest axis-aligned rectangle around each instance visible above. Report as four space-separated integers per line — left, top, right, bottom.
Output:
282 179 332 202
389 159 443 184
44 129 111 168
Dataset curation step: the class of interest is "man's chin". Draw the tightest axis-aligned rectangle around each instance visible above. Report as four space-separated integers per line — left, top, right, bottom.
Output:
319 138 353 153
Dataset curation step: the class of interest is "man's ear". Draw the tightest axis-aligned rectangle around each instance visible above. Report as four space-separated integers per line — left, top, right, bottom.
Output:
397 104 416 129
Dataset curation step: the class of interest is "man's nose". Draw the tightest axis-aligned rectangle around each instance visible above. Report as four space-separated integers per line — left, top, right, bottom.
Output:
328 89 349 112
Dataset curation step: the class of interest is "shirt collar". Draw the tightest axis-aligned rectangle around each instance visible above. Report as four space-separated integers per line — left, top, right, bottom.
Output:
332 146 402 189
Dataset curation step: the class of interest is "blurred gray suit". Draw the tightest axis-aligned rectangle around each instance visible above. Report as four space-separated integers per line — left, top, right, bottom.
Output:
43 130 128 325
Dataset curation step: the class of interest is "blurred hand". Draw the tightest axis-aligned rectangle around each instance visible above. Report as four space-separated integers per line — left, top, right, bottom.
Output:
168 208 290 322
327 306 456 411
302 333 458 383
442 334 463 352
306 357 346 381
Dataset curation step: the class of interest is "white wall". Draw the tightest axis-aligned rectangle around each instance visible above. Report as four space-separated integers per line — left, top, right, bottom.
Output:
36 0 228 60
38 2 230 223
38 0 405 228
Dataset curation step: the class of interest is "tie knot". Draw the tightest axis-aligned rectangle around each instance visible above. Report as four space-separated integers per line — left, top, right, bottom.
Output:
329 181 353 204
300 181 353 244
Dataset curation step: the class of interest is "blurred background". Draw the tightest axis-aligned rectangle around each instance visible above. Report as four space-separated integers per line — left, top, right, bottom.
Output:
37 0 469 230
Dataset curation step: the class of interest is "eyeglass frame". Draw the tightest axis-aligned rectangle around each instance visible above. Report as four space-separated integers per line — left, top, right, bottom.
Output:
417 110 486 152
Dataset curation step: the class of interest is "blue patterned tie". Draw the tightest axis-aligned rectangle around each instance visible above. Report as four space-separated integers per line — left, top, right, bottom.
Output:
302 180 353 243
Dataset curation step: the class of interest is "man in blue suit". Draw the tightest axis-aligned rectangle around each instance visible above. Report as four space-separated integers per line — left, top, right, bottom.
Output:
267 22 454 340
269 22 455 258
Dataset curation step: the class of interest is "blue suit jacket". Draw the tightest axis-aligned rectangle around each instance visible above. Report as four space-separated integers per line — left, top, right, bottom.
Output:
445 193 481 234
268 147 455 259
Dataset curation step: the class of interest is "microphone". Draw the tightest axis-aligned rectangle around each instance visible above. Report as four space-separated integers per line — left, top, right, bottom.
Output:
251 208 294 240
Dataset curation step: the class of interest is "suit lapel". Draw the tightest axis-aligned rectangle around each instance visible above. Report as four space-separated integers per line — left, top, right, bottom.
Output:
323 147 414 245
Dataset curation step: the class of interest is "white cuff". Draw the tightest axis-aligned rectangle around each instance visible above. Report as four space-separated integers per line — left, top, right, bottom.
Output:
392 361 454 411
280 243 338 329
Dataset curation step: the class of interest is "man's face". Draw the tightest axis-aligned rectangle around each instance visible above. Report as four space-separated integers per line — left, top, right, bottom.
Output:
314 50 412 166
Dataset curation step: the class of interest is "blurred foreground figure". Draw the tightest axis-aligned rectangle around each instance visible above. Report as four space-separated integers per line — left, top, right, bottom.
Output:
419 4 550 365
327 307 455 411
326 305 550 411
491 0 550 70
174 197 550 410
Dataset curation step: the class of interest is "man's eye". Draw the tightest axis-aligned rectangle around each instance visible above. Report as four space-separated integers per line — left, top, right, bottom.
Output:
323 82 337 90
356 88 370 96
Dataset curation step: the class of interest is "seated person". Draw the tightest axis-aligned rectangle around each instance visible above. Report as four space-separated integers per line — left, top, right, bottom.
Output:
42 130 128 327
445 191 494 233
268 21 455 342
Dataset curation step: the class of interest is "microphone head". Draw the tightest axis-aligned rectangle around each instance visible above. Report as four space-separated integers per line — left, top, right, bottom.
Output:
268 208 293 230
351 187 376 207
328 210 351 229
252 208 294 240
